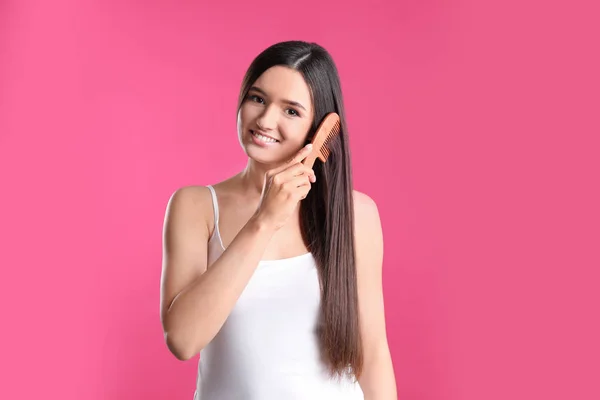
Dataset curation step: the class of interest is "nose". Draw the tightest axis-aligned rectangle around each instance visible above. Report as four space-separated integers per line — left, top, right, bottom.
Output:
255 104 278 131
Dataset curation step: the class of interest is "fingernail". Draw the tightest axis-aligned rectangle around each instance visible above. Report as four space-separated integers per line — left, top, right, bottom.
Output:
306 144 313 149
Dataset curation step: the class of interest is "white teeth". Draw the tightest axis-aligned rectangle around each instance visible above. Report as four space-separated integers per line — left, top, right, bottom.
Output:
252 131 278 143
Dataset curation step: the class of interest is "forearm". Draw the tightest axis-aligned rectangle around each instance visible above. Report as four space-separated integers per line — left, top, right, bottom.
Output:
164 215 275 360
359 344 398 400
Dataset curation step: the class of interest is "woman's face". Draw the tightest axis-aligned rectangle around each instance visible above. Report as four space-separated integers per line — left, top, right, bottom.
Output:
237 66 314 165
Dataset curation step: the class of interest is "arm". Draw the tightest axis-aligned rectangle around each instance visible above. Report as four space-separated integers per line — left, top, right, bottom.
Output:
354 191 398 399
159 186 276 361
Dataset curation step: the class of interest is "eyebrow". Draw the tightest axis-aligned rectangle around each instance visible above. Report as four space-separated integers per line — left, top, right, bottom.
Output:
249 86 307 112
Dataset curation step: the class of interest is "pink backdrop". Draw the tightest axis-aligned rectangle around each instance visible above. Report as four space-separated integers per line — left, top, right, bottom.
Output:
1 0 598 399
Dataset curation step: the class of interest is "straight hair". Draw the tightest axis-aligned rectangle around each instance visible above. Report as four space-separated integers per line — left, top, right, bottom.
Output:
237 41 363 381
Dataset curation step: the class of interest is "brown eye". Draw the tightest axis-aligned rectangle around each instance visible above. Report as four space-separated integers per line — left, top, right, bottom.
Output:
248 95 264 104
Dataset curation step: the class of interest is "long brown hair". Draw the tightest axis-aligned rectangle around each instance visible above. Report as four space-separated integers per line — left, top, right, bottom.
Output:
237 41 363 381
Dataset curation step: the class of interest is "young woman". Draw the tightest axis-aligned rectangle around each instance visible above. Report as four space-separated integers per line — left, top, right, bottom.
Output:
160 41 397 399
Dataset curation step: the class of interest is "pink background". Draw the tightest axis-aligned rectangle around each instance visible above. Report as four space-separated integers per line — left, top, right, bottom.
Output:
1 0 598 399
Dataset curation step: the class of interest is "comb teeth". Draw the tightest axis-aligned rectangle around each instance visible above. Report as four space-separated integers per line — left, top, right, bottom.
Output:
320 120 340 160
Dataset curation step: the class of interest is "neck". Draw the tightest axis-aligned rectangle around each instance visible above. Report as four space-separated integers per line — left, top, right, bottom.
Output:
237 158 302 220
238 158 280 197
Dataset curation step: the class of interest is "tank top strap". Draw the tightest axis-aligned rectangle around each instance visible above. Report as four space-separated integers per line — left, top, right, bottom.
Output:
206 185 226 265
207 185 221 240
206 185 220 226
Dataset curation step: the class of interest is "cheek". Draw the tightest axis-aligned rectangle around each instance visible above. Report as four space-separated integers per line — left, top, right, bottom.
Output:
239 103 259 125
279 122 308 144
297 121 313 143
238 105 250 128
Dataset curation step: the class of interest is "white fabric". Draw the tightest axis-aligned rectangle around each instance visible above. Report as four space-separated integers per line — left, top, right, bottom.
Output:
193 186 364 399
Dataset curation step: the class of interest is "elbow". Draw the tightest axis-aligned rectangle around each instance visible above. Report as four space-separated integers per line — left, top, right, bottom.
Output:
164 331 200 361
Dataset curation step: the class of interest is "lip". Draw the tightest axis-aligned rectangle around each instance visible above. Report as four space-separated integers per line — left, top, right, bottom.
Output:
250 130 280 147
251 129 280 142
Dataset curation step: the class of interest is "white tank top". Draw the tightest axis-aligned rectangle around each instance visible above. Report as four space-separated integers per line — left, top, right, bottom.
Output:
193 186 364 399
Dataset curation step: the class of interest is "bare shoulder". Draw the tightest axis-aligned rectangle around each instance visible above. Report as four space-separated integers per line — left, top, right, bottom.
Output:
353 189 377 207
167 185 211 211
352 190 381 228
165 185 216 224
352 189 384 264
164 175 242 234
162 185 215 273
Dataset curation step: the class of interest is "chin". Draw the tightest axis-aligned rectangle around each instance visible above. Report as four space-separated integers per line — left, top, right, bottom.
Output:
244 147 286 166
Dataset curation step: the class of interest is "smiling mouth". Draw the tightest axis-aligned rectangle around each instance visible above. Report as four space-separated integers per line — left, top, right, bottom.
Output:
250 130 280 143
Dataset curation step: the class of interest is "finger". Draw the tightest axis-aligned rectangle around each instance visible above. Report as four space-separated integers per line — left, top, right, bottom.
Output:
286 143 313 165
286 175 312 190
285 162 314 176
298 182 312 200
268 144 314 178
279 163 315 181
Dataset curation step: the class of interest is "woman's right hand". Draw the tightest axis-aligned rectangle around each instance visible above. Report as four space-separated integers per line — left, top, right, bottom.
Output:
253 144 317 231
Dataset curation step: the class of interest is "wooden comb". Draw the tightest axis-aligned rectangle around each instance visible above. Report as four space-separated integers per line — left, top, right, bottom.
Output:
302 113 341 169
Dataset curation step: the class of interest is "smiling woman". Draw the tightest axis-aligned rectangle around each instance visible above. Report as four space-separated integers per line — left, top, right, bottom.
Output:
238 66 315 156
160 40 397 400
